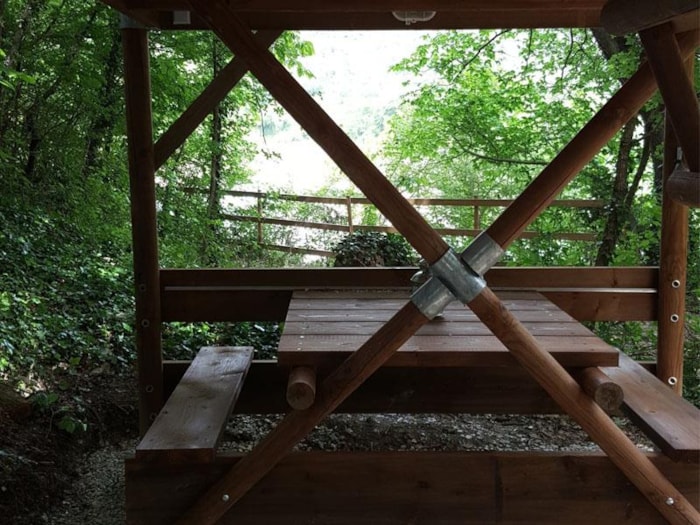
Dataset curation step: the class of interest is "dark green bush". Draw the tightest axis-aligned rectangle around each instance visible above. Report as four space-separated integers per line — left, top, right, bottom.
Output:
332 231 416 267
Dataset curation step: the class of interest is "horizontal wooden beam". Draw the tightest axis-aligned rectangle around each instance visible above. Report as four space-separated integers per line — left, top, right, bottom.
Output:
160 266 659 289
602 0 699 35
159 267 658 323
104 1 604 29
125 451 699 524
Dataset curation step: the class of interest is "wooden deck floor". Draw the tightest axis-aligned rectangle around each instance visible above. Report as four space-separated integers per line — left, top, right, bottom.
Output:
278 290 619 368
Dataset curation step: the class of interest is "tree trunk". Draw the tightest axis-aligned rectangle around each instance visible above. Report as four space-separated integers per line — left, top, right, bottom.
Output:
82 25 122 179
595 120 636 266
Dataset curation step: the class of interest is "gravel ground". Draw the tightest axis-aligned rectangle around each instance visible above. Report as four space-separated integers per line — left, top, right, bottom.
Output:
42 413 655 525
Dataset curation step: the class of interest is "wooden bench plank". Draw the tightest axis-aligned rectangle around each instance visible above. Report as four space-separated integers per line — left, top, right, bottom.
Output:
603 352 700 462
136 346 253 464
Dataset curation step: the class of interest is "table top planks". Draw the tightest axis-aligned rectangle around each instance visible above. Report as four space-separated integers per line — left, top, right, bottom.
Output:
278 290 619 368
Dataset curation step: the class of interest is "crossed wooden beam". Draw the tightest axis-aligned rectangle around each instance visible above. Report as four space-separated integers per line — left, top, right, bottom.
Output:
143 4 699 523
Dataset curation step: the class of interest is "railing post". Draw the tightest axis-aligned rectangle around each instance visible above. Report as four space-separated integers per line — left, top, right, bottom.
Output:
346 196 354 233
256 191 263 244
474 204 481 231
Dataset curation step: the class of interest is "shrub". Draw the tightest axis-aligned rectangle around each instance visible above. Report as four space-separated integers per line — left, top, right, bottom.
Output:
332 231 417 267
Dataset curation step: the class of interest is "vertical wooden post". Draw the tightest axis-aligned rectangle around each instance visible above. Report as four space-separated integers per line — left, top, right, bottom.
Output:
122 20 163 435
657 58 692 394
346 196 354 233
474 204 481 231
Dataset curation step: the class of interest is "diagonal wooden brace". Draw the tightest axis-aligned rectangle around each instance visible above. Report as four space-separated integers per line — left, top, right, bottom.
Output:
487 29 700 248
175 301 431 525
187 1 449 264
467 286 699 524
153 30 283 169
640 24 699 172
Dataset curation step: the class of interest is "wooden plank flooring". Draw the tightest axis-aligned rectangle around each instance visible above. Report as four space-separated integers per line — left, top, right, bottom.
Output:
278 290 619 368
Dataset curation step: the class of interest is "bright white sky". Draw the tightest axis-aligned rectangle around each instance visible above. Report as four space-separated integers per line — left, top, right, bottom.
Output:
245 31 427 193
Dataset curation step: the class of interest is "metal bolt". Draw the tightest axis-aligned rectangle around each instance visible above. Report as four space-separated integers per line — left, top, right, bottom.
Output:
667 377 678 386
222 494 230 502
666 497 675 506
141 319 150 328
671 279 681 289
670 314 679 323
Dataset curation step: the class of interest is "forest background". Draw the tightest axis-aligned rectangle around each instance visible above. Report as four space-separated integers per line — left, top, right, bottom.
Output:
0 0 699 443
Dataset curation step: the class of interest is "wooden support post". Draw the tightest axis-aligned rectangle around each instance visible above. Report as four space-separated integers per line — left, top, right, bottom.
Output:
176 302 430 525
286 366 316 410
640 25 699 172
188 1 449 264
573 367 624 414
467 287 699 525
154 30 282 169
658 53 692 393
487 30 700 248
122 23 163 435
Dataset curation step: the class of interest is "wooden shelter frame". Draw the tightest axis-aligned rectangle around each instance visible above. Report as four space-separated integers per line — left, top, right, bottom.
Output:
104 1 699 524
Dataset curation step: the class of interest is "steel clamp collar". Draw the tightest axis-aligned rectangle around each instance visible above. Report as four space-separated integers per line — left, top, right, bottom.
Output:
460 232 504 276
410 277 455 319
431 248 486 305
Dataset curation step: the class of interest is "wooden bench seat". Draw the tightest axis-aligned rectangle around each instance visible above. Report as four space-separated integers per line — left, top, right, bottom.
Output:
136 346 253 463
603 352 700 462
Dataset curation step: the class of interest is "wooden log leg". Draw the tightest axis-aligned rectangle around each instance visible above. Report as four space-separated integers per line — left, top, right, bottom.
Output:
286 366 316 410
187 1 448 263
176 302 430 525
153 30 282 169
572 367 624 414
487 30 700 247
468 286 699 525
666 170 700 207
640 25 699 172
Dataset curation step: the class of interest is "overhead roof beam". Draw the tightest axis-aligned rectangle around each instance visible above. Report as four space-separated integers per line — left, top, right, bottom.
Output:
102 0 604 30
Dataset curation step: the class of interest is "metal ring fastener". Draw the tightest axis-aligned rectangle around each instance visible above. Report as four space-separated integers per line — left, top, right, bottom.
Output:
667 377 678 386
670 314 680 323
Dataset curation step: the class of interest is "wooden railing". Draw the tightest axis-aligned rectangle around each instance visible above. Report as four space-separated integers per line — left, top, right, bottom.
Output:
219 190 605 257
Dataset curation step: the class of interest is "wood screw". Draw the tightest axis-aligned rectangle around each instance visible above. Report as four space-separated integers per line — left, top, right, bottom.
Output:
670 314 679 323
667 377 678 386
666 497 675 506
141 319 150 328
221 494 230 502
671 279 681 288
145 384 154 393
138 284 147 292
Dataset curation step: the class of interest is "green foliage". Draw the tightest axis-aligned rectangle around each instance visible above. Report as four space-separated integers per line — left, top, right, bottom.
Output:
333 231 417 267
